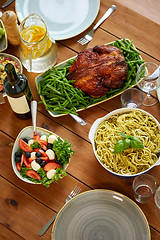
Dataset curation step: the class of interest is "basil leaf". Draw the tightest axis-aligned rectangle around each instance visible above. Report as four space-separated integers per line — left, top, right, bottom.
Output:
130 138 144 149
123 138 131 149
129 135 141 141
114 140 125 154
117 133 129 138
52 137 74 165
30 140 40 150
114 133 144 154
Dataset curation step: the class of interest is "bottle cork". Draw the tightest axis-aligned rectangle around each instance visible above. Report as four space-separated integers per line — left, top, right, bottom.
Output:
1 11 21 46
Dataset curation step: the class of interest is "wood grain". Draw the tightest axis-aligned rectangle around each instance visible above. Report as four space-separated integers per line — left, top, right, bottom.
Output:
0 224 24 240
117 0 160 24
1 0 160 239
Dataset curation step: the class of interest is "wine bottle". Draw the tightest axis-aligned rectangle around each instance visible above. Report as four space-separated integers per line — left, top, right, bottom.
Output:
3 63 33 119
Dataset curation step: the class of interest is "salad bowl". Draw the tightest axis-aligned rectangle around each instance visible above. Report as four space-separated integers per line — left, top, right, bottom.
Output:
12 126 73 187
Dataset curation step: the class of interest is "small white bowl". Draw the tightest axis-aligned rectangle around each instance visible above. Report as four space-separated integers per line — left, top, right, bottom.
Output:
12 126 66 184
0 52 23 73
88 108 160 178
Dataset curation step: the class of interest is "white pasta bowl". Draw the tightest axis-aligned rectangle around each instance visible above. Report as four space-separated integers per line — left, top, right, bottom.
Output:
88 108 160 178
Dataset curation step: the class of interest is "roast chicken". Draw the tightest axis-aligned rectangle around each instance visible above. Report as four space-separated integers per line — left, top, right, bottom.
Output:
68 45 128 97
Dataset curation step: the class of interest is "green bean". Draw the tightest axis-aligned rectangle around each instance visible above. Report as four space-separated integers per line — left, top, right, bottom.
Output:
127 60 144 64
121 46 140 55
46 84 61 95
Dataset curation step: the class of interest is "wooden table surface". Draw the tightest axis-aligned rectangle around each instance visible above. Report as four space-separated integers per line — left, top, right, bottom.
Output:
0 0 160 239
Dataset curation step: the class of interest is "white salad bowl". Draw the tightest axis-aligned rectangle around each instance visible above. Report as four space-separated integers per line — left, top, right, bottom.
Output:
12 126 68 184
88 108 160 178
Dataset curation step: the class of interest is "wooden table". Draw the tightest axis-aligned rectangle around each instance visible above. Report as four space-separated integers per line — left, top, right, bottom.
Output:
0 0 160 239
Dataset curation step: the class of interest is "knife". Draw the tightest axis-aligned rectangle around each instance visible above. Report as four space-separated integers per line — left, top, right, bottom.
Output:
2 0 15 8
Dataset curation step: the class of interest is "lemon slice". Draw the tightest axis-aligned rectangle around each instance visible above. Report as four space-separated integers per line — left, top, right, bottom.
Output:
21 26 46 43
21 25 52 59
32 38 52 59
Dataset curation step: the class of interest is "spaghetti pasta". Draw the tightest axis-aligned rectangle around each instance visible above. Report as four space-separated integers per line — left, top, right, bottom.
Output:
94 110 160 175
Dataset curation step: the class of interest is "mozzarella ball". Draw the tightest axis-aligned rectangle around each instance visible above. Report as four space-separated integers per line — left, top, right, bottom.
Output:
40 135 47 141
47 169 56 179
30 152 36 159
46 149 55 160
48 134 57 144
31 160 41 171
28 139 34 146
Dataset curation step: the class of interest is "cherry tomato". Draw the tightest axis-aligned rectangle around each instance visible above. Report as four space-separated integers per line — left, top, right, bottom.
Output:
19 139 32 153
33 135 40 141
23 154 31 168
41 157 49 161
25 170 41 180
34 149 49 159
16 162 21 171
28 157 36 163
20 153 24 166
38 139 47 146
44 162 61 171
37 140 47 150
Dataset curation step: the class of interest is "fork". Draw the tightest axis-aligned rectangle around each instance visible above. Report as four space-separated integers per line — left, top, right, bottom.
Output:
38 185 81 236
78 5 116 45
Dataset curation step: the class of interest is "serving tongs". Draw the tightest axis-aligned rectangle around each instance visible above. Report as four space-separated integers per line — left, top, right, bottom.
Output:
31 100 37 137
69 113 87 126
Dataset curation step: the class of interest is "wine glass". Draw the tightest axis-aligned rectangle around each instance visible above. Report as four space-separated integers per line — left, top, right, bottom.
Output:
136 62 160 106
154 186 160 221
155 186 160 209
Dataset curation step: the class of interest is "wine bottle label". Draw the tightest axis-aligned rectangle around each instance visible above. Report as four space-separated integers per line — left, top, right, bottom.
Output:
7 95 30 114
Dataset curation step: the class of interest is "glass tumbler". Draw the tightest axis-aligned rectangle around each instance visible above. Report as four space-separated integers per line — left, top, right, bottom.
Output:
155 186 160 209
132 174 156 204
121 88 144 108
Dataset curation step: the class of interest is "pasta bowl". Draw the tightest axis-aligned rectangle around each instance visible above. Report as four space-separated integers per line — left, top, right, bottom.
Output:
88 108 160 178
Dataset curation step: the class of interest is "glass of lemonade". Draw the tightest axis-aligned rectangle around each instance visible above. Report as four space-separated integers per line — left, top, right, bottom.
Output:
19 14 57 73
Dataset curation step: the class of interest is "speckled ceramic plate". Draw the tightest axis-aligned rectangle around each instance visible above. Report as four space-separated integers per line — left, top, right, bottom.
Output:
52 189 150 240
15 0 100 40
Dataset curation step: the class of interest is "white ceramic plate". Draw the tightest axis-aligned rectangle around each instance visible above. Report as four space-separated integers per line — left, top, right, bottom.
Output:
52 189 151 240
15 0 100 40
